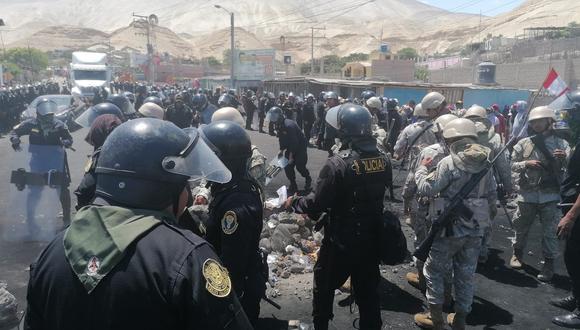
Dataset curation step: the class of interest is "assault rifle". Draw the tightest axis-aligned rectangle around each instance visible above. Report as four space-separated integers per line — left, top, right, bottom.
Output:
413 86 545 261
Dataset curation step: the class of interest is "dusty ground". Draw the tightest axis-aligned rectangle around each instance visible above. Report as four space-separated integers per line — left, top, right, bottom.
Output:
0 117 574 329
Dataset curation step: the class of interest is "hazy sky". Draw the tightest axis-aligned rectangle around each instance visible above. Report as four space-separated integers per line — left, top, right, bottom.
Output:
420 0 526 15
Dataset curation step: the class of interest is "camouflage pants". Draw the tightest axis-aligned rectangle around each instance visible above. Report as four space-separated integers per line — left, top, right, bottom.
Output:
480 198 498 258
424 236 482 313
512 201 561 259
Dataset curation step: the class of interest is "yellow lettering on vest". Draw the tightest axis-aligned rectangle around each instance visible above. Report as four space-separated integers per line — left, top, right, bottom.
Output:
360 157 385 173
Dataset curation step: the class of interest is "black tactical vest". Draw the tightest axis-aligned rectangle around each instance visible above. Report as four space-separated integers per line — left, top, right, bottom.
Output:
328 148 388 251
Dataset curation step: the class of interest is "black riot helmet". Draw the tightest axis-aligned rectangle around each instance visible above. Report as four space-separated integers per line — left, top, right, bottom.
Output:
106 94 136 115
95 119 231 211
75 102 125 128
123 91 135 104
324 91 338 100
201 120 252 176
36 98 57 117
326 103 372 138
360 90 376 101
318 91 326 102
218 93 233 107
143 96 163 107
266 106 284 126
192 93 208 110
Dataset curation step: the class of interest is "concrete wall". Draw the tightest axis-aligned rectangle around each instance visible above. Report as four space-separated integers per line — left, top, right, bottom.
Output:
371 60 414 82
429 57 580 90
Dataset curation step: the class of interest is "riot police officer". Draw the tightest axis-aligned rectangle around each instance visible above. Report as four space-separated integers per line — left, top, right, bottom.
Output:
9 99 73 227
192 93 217 126
74 103 126 210
166 93 194 128
303 94 317 142
268 106 312 194
25 118 253 330
200 121 265 326
106 93 137 119
317 92 339 157
241 90 257 130
286 103 388 330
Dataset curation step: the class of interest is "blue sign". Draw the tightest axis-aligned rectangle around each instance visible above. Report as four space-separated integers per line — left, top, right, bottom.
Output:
380 43 389 53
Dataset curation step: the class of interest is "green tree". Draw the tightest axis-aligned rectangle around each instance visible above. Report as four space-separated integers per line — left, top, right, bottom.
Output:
341 52 369 63
203 56 221 67
222 49 232 66
396 47 418 60
1 62 22 76
0 47 48 74
414 66 429 82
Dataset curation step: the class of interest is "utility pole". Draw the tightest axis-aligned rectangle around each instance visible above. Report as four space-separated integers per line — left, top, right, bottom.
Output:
215 5 235 90
310 27 325 76
133 13 158 84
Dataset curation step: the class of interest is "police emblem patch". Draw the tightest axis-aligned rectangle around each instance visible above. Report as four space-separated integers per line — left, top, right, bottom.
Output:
86 256 100 277
221 211 238 235
202 259 232 298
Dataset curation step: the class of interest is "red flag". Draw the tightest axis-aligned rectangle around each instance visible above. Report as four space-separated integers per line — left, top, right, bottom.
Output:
542 68 569 97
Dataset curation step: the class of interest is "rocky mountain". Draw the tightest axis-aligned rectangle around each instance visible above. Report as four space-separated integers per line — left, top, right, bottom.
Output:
2 0 579 61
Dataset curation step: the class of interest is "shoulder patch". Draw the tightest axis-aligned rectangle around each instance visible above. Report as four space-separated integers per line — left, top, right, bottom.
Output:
202 258 232 298
221 210 238 235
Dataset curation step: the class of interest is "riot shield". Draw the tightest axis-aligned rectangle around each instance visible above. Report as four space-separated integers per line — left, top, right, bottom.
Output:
2 144 66 242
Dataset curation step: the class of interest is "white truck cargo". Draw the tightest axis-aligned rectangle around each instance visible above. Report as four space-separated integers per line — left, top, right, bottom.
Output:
70 51 111 99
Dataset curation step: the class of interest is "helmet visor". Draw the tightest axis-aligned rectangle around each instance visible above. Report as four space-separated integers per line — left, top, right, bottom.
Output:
75 107 101 128
325 105 340 130
37 101 57 116
162 127 232 184
266 110 282 123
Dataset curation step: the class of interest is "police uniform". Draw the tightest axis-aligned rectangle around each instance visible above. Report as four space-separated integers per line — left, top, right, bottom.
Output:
166 103 194 128
511 133 570 264
415 141 495 320
74 149 100 210
291 141 389 330
277 119 311 191
25 203 252 329
206 178 265 325
10 118 73 224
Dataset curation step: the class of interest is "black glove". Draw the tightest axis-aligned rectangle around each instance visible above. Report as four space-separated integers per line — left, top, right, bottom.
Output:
10 137 21 151
61 139 73 148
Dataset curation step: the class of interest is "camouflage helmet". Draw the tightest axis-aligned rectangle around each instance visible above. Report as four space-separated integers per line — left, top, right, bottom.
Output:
464 105 487 119
432 114 458 133
442 118 477 140
421 92 446 110
528 106 556 122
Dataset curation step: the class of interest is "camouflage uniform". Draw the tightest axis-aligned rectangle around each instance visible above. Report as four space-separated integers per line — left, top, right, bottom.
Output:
478 130 512 259
393 120 438 225
511 134 570 260
416 141 495 314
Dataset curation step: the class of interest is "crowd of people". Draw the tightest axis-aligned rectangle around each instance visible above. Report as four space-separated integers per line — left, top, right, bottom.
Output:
5 80 580 330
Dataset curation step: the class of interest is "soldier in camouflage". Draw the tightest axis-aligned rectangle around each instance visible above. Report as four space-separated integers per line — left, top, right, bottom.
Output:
405 114 457 291
464 105 513 263
509 106 570 282
394 93 445 244
414 118 496 330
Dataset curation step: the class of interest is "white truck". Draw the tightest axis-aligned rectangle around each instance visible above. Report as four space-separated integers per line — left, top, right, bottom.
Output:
70 51 111 99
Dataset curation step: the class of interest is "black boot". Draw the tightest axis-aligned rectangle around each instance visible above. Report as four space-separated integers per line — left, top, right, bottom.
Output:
304 176 312 191
553 310 580 329
551 296 577 312
289 181 298 195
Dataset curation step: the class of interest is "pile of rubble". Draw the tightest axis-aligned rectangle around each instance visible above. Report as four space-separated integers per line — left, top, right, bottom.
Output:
259 212 323 280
